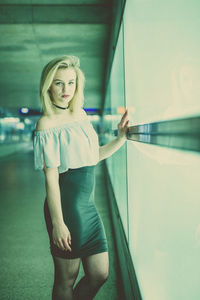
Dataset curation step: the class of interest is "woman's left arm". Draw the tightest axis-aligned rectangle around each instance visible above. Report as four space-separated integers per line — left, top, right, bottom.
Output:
99 109 129 161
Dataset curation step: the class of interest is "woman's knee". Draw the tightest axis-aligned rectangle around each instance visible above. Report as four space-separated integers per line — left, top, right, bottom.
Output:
54 270 79 289
89 269 109 285
52 282 73 300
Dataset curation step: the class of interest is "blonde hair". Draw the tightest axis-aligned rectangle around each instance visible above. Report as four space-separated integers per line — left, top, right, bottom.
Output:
39 55 85 115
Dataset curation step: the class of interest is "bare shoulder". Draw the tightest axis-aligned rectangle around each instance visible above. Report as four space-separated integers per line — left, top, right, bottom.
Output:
36 115 52 131
36 109 88 131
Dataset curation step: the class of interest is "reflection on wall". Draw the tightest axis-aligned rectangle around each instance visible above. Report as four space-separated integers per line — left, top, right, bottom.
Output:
103 0 200 299
102 24 129 238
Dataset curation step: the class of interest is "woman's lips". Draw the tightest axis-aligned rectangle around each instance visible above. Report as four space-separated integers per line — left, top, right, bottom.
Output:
62 95 70 98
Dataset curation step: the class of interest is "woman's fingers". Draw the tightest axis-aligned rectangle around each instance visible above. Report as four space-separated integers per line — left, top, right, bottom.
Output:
62 239 72 252
52 226 72 251
120 109 128 127
57 238 71 252
119 116 129 130
54 238 72 252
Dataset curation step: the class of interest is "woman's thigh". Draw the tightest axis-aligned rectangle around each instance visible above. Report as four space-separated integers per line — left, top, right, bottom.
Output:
53 256 81 286
81 252 109 281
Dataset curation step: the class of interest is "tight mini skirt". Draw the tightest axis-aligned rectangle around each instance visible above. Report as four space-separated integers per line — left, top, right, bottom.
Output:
43 165 108 259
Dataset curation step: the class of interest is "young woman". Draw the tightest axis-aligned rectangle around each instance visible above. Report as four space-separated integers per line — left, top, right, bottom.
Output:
33 55 129 300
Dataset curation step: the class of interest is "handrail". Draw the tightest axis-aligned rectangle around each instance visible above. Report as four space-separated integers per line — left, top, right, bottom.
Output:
120 115 200 152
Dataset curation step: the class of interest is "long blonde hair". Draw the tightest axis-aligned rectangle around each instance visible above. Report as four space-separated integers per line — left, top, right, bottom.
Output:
39 55 85 115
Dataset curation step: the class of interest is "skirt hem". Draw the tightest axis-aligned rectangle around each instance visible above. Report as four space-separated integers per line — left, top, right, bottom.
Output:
51 247 109 260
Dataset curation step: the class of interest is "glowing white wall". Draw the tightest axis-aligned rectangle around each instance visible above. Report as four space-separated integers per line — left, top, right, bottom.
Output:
104 1 200 299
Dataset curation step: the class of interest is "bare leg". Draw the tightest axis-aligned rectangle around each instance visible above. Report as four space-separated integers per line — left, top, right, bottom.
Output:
73 251 109 300
52 256 81 300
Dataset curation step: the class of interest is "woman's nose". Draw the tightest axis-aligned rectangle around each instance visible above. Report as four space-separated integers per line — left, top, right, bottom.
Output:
62 84 67 92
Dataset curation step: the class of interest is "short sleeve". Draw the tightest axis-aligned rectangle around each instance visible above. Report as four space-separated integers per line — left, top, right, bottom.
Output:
33 119 99 174
33 130 61 170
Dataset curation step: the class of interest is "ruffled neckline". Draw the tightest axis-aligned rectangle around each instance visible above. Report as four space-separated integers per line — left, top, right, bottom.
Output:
34 118 90 135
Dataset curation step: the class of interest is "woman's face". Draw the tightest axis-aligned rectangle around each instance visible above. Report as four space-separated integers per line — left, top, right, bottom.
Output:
49 67 77 107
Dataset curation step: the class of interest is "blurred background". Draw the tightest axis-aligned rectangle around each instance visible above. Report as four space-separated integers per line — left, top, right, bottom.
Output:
0 0 200 300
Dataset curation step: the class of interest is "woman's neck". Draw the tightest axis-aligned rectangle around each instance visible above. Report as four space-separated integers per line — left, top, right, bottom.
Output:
52 102 70 110
51 104 73 117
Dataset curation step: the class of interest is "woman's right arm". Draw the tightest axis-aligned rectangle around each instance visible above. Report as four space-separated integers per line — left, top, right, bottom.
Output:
44 167 72 252
36 116 71 252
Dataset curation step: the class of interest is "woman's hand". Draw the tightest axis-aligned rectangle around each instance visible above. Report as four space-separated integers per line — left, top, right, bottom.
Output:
117 108 129 141
52 223 72 252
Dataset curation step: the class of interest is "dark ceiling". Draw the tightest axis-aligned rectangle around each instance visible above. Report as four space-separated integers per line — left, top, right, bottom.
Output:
0 0 113 113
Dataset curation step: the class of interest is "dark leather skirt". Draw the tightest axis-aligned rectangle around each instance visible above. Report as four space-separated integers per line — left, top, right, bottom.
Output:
43 165 108 259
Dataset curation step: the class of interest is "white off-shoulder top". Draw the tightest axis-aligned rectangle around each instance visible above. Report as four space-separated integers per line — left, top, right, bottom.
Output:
33 118 99 174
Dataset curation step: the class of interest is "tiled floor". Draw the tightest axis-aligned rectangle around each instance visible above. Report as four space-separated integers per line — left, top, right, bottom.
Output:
0 146 122 299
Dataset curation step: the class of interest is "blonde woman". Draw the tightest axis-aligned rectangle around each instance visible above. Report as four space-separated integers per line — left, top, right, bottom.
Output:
33 55 129 300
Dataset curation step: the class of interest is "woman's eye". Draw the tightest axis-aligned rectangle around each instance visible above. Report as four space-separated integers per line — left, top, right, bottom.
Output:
56 82 62 85
69 82 74 85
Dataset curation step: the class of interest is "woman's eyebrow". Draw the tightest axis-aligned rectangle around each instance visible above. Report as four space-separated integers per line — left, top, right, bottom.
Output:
53 78 75 82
